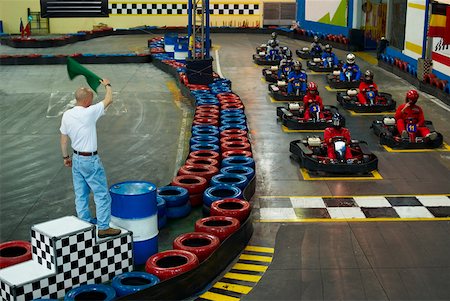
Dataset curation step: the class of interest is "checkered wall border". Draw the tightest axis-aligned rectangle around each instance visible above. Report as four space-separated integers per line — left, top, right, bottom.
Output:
109 3 260 15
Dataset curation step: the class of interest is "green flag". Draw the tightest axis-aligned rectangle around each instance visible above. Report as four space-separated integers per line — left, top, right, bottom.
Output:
67 57 102 92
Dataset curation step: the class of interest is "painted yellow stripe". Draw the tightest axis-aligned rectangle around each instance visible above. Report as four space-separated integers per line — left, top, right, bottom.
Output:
349 110 395 116
200 291 240 301
245 246 275 253
261 77 266 82
355 52 378 65
301 168 383 181
325 85 347 92
430 15 447 27
224 272 262 282
213 282 253 294
233 263 268 272
405 41 423 56
270 97 301 103
408 3 426 10
383 142 450 152
256 217 450 223
282 125 324 133
239 254 272 263
257 194 450 198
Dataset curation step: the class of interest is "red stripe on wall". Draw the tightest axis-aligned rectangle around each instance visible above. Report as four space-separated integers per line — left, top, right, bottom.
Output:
432 51 450 67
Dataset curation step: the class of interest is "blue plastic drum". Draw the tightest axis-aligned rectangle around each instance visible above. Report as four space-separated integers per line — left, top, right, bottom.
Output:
174 36 189 61
164 32 178 52
110 181 158 265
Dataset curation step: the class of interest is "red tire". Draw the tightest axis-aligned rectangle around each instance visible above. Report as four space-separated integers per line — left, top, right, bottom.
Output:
171 175 208 195
186 157 219 168
194 113 219 120
145 250 199 281
217 93 240 100
0 241 32 269
221 142 251 152
220 129 248 138
173 232 220 262
193 118 219 126
210 199 251 223
438 80 448 90
220 136 249 144
222 150 253 158
196 104 220 111
195 216 240 241
189 150 220 161
221 103 244 110
195 108 220 115
189 193 204 206
178 164 219 181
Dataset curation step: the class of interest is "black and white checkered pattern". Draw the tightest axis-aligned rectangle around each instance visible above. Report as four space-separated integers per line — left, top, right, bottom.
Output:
109 3 259 15
0 220 133 301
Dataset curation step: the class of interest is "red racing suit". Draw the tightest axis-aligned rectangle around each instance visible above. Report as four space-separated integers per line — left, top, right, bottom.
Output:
394 103 430 137
357 82 378 104
303 93 324 120
323 127 353 159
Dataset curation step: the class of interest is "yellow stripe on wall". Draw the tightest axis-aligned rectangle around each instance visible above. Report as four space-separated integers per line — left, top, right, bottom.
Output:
408 3 425 10
405 41 423 55
429 15 447 27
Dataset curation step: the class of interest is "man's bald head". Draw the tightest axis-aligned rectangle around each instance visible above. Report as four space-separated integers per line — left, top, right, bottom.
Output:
75 87 94 106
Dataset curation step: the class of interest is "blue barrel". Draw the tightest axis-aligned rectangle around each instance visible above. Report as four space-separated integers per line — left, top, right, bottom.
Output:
110 181 158 265
174 36 189 61
164 32 178 52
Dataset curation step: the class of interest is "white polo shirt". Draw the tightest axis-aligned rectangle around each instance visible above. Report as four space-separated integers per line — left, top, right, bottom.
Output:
60 102 105 152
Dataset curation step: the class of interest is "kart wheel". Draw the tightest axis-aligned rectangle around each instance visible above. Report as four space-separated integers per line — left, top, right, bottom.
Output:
145 250 199 281
158 186 189 208
203 184 243 207
65 284 116 301
178 164 219 181
0 241 32 269
210 198 251 222
189 150 221 162
171 175 208 195
195 216 240 241
173 232 220 262
112 272 160 297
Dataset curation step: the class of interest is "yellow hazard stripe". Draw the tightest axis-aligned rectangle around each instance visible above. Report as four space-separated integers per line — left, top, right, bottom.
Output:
405 41 423 56
239 254 273 263
244 246 274 253
200 291 240 301
408 3 425 10
213 282 253 294
233 263 268 272
224 272 262 282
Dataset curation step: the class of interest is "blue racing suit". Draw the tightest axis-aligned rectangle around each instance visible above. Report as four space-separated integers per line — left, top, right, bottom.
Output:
277 59 294 79
321 52 339 67
339 63 361 81
287 70 308 94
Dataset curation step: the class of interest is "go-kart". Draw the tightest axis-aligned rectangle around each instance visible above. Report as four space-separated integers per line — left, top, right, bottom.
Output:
253 48 281 66
276 102 339 130
326 70 361 89
256 43 268 53
336 87 396 113
290 136 378 174
307 57 342 73
262 64 292 83
296 45 323 59
371 117 443 149
269 78 306 101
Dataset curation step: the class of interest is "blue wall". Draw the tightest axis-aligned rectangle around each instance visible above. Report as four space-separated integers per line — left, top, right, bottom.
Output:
296 0 353 36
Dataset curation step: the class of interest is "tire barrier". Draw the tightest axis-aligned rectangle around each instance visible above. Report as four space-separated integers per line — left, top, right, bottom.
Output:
445 83 450 94
195 108 220 115
0 240 32 269
185 157 220 168
173 232 220 262
220 136 249 144
110 181 158 265
210 173 248 190
220 129 248 138
221 108 244 115
194 112 219 120
221 141 252 153
112 271 160 297
145 250 199 281
190 143 220 152
221 103 245 110
178 164 219 181
219 124 247 132
158 215 168 229
222 150 253 158
210 198 251 223
221 166 255 182
171 175 208 195
203 184 243 207
189 193 204 206
221 118 247 129
157 186 189 207
222 156 255 169
192 118 219 127
188 150 221 162
190 135 219 146
192 128 220 139
157 196 167 228
195 216 241 241
166 201 192 219
221 112 246 121
64 284 116 301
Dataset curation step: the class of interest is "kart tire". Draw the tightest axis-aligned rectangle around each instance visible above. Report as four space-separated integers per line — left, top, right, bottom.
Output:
220 165 254 182
220 136 249 144
178 164 219 182
203 184 243 207
145 250 199 281
171 175 208 195
173 232 220 262
189 150 221 162
157 186 189 208
221 156 255 169
220 129 248 138
221 141 251 153
0 241 32 269
158 214 167 229
210 173 248 190
189 193 204 206
194 216 240 241
64 284 116 301
157 196 166 217
166 202 192 219
222 150 253 158
190 143 220 152
210 198 251 223
186 157 220 168
112 271 160 297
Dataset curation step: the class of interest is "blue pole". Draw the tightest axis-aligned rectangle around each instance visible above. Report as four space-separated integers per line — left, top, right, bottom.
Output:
205 0 210 58
188 0 193 59
422 0 430 58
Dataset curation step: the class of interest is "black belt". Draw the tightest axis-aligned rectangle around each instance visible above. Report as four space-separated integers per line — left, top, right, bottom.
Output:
73 150 98 156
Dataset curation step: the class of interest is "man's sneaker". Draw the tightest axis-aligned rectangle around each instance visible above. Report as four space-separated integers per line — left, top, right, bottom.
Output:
401 130 408 139
426 132 438 141
98 228 121 238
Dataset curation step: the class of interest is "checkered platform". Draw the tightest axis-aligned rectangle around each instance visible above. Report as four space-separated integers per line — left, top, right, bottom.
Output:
109 3 259 15
254 195 450 220
0 216 133 301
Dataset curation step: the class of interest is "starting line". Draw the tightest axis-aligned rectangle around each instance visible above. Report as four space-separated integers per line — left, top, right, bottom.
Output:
300 168 383 181
382 142 450 152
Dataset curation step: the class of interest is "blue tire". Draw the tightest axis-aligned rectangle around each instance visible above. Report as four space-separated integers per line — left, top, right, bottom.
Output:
64 284 116 301
221 166 255 182
158 186 189 207
192 124 218 131
221 109 244 115
221 113 246 121
210 173 248 190
220 124 247 132
190 135 219 146
158 214 167 229
192 128 220 138
166 201 192 218
221 156 255 169
112 271 160 297
221 118 247 128
203 184 243 207
190 143 220 152
157 196 166 217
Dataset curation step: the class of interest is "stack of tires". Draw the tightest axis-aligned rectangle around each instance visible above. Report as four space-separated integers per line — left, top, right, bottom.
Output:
157 186 191 219
157 196 167 229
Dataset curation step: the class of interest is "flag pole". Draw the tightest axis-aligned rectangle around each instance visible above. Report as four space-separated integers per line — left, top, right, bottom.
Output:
422 0 431 59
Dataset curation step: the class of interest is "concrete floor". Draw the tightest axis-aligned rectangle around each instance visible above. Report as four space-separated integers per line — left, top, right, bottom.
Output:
1 33 450 300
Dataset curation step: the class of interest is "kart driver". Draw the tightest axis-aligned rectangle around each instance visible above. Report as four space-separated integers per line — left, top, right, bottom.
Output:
357 70 379 104
324 113 353 160
287 61 308 95
340 53 361 82
321 44 339 68
303 82 324 120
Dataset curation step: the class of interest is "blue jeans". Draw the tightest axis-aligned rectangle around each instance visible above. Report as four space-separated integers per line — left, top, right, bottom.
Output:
72 154 111 230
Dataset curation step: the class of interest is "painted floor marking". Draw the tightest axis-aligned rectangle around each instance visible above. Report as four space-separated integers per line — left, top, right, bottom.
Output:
239 254 273 263
270 96 302 103
213 282 253 294
233 263 268 272
325 85 347 92
382 142 450 152
282 125 325 133
300 168 383 181
200 291 240 301
355 51 378 65
349 110 395 116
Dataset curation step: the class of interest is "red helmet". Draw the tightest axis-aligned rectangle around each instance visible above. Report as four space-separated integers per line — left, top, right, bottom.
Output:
406 89 419 104
307 81 318 93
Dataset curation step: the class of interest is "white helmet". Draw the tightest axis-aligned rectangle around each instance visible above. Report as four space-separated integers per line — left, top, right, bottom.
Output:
346 53 356 64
